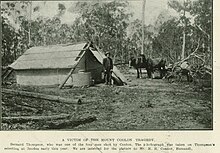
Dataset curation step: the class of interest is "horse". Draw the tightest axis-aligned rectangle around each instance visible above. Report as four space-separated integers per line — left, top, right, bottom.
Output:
129 54 147 78
146 57 166 79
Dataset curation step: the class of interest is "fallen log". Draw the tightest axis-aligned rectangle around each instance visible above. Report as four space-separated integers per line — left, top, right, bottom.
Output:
46 116 97 129
19 101 43 109
2 88 82 105
2 101 38 112
2 114 70 123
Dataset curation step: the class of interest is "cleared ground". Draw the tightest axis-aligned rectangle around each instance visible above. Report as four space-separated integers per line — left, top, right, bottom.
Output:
2 70 212 130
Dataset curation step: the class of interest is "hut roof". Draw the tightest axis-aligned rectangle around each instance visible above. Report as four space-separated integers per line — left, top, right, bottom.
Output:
10 42 127 85
10 43 88 70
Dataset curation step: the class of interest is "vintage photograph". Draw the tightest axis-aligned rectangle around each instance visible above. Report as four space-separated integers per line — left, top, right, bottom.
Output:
1 0 212 130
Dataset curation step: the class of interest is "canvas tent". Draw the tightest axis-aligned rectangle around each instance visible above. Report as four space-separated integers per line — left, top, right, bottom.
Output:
9 42 127 87
90 47 127 85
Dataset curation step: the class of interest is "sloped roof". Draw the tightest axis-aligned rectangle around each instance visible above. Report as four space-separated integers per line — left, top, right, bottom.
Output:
10 42 127 84
10 43 88 69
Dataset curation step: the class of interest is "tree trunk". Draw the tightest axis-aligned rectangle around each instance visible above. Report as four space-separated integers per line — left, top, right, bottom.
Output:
141 0 146 55
28 1 32 47
181 0 186 60
181 31 186 60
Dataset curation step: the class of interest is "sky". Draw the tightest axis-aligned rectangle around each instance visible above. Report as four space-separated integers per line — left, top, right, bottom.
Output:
1 0 179 30
30 0 176 25
128 0 170 24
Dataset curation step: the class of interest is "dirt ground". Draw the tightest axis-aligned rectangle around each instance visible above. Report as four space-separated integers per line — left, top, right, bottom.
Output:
2 70 212 130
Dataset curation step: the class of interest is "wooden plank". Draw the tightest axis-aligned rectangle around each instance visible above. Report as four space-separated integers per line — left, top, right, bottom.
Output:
2 88 81 105
2 69 13 81
58 67 76 89
59 51 88 89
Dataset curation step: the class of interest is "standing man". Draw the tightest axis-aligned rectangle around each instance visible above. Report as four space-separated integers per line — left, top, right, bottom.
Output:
103 52 113 85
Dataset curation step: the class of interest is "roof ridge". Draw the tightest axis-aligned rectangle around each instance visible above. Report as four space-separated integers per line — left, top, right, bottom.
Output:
23 49 84 55
30 42 87 48
14 56 77 62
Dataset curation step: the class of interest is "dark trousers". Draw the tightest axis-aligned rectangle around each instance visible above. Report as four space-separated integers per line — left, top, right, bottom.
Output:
105 70 112 85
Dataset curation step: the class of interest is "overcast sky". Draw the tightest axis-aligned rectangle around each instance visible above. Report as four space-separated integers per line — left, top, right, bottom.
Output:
30 0 174 25
129 0 169 24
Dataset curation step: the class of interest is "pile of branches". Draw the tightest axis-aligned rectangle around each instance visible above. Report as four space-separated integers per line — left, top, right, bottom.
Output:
164 39 211 86
164 62 211 86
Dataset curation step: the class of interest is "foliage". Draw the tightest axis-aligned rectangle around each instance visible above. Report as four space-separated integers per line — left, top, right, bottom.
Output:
152 18 181 62
152 0 212 67
73 1 132 62
1 2 30 65
1 0 212 68
1 1 133 65
126 19 155 58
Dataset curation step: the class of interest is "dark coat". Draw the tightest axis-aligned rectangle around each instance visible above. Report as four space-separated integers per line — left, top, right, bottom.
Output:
103 57 113 71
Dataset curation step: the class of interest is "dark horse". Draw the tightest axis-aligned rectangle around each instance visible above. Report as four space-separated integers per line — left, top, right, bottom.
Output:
146 57 166 79
129 54 166 79
129 54 147 78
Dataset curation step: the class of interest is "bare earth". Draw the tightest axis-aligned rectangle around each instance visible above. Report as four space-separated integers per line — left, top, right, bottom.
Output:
2 72 212 130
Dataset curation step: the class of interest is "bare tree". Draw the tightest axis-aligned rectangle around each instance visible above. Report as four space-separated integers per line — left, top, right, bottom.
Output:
141 0 146 55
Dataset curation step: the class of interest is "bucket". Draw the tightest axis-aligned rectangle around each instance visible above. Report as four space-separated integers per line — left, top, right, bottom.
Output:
72 71 91 87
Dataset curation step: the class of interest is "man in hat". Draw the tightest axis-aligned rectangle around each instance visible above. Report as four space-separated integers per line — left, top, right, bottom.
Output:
103 52 113 85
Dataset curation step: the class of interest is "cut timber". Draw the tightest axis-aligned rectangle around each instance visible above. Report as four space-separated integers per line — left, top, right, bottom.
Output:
2 88 81 105
2 114 70 123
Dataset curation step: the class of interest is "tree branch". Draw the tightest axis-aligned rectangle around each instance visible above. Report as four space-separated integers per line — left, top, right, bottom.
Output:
196 25 210 39
172 38 200 71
